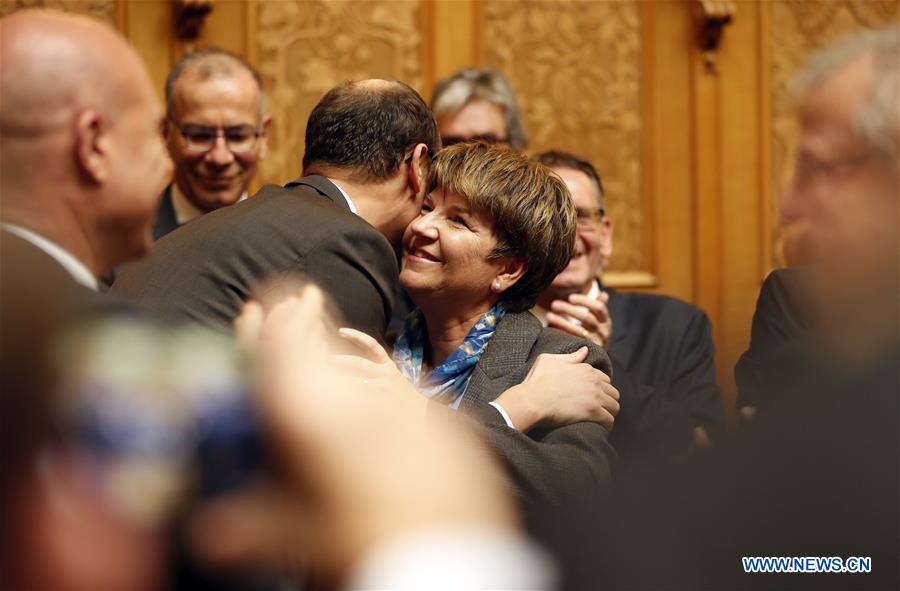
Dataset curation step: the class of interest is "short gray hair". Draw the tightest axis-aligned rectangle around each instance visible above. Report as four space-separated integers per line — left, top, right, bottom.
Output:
794 26 899 165
431 68 529 151
165 47 265 122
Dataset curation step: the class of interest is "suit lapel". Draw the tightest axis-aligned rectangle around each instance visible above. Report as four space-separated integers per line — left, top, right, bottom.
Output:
284 175 351 211
459 311 541 411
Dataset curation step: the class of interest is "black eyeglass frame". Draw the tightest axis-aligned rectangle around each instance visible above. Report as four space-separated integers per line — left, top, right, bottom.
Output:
167 116 264 154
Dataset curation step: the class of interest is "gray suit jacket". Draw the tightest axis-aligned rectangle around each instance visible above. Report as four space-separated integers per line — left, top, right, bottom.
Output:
461 311 615 508
111 175 398 339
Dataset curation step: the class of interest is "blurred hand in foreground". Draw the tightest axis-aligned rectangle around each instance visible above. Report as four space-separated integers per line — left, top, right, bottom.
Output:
188 286 519 585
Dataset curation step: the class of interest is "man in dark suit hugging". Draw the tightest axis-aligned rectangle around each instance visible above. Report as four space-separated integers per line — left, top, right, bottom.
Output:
113 80 438 339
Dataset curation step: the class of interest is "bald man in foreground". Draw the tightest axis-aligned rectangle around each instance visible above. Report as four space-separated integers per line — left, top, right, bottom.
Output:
0 9 172 589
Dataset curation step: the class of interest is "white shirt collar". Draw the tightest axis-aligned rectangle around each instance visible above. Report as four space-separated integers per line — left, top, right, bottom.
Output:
326 177 358 215
1 223 98 291
171 182 248 225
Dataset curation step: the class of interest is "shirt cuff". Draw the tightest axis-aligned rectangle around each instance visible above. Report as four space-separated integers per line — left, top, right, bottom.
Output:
488 401 516 430
346 525 557 590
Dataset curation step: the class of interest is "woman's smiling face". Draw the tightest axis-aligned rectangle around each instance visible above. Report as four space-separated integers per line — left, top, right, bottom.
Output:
399 188 506 309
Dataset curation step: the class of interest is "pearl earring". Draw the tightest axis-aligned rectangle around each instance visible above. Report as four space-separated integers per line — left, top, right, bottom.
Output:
492 281 501 292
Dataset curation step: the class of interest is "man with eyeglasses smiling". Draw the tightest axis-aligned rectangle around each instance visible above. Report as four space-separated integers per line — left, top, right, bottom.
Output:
159 47 270 239
532 150 725 469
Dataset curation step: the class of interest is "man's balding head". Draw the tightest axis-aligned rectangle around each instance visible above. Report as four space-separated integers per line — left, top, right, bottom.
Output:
302 79 439 182
0 10 172 275
0 10 146 133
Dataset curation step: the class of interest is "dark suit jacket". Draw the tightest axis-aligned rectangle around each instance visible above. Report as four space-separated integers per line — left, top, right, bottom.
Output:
605 288 725 466
734 266 817 412
0 229 131 483
0 229 125 329
153 184 180 241
99 185 181 291
111 175 399 338
599 337 899 591
460 310 614 588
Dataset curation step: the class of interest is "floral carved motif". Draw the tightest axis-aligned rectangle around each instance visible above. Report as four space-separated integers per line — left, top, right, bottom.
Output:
255 0 423 186
0 0 115 22
482 0 644 273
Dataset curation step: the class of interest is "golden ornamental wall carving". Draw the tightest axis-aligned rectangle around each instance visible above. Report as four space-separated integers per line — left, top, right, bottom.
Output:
255 0 424 187
482 0 644 274
769 0 899 266
0 0 115 22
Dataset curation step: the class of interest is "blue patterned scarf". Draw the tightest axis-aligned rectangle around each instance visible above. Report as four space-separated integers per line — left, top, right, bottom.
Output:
393 301 507 409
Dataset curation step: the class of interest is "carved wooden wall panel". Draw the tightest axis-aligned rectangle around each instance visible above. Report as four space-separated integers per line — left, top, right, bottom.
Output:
768 0 900 267
0 0 116 22
254 0 424 187
481 0 645 275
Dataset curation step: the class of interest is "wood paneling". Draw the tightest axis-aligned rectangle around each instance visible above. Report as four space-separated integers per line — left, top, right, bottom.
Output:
428 0 478 93
0 0 116 22
698 1 766 416
119 1 171 105
642 0 695 300
481 0 648 283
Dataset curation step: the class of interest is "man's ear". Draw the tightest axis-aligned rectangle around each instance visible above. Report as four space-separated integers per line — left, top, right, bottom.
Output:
599 217 614 270
494 257 526 293
257 113 272 160
74 110 110 184
407 143 429 197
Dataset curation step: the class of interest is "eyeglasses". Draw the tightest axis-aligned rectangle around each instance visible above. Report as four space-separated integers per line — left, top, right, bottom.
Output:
440 134 510 148
576 207 605 229
792 150 875 187
168 117 263 154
